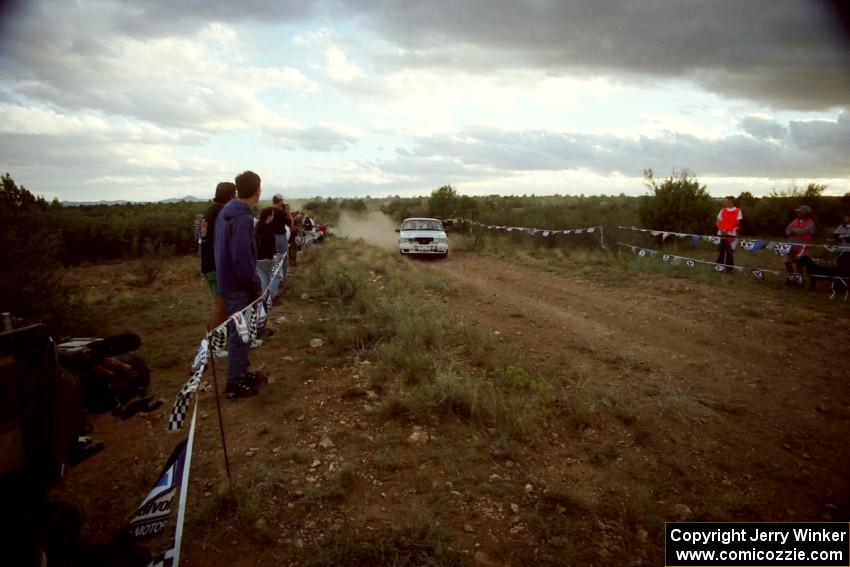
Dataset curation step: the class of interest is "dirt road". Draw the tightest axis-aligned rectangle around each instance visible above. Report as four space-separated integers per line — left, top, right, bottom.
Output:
429 251 850 523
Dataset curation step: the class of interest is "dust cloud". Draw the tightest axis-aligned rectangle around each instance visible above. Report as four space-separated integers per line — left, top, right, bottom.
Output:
333 211 400 251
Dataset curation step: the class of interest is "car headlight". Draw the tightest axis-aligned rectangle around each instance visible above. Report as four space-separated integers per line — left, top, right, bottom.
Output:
434 237 447 244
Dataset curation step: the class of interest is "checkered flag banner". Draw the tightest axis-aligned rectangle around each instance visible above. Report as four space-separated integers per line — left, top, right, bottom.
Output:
168 366 203 432
190 339 208 372
775 243 793 256
269 255 285 281
232 311 251 344
300 230 323 247
209 326 228 352
147 546 176 567
245 306 258 342
256 302 267 332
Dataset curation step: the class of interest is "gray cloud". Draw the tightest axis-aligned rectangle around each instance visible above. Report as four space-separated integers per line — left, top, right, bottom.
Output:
738 116 787 140
4 0 848 114
345 0 850 110
387 111 850 179
1 131 231 200
0 1 317 132
1 0 847 200
1 0 315 42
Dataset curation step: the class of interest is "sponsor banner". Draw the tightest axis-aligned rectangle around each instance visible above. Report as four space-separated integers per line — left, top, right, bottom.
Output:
128 440 187 540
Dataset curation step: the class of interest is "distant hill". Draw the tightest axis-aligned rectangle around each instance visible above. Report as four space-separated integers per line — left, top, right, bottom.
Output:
61 199 133 207
157 195 206 204
62 195 206 206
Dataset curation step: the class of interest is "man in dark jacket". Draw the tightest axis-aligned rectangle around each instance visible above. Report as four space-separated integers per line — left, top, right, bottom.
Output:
270 194 292 297
201 182 236 328
214 171 263 398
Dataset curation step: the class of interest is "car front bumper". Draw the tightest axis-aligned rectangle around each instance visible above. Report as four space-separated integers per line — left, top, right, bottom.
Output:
400 244 448 254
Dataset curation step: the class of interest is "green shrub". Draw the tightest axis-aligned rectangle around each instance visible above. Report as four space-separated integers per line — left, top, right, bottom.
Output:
638 169 715 233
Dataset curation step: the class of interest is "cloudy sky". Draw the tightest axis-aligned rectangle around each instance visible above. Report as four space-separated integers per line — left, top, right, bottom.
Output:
1 0 848 202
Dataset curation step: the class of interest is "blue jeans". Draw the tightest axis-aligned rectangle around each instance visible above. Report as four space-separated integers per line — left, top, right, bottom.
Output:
274 233 288 254
223 291 252 386
256 259 273 293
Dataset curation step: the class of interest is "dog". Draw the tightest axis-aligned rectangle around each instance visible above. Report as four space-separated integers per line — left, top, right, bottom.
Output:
797 255 849 295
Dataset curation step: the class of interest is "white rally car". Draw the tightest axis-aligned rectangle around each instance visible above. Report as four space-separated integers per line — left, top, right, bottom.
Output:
396 217 449 258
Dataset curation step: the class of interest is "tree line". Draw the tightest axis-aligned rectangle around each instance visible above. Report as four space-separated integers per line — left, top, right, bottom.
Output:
3 171 848 331
381 173 850 237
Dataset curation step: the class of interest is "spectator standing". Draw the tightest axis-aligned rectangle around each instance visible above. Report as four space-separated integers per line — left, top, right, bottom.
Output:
270 194 292 296
833 212 850 273
200 182 236 328
271 194 292 252
715 196 742 271
255 207 277 292
834 213 850 245
193 214 204 255
289 210 302 266
214 171 264 399
784 205 816 277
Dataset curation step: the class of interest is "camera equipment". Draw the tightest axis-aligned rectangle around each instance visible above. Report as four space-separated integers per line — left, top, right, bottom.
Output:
0 314 154 566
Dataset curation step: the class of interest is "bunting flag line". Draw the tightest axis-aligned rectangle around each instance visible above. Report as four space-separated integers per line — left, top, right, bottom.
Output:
169 252 288 431
167 343 204 432
443 218 606 248
618 242 848 300
297 228 324 248
618 242 783 279
208 326 228 356
618 225 850 253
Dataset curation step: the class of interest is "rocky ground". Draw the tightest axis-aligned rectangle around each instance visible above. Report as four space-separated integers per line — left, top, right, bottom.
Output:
53 241 850 566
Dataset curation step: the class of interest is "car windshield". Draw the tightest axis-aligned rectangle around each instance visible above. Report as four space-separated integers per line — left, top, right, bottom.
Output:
401 219 443 231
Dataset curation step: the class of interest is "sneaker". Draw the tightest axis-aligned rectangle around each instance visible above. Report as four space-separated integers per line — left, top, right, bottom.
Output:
245 371 268 386
225 382 258 399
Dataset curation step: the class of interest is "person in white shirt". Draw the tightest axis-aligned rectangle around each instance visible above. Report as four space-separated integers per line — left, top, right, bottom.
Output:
834 213 850 272
833 213 850 245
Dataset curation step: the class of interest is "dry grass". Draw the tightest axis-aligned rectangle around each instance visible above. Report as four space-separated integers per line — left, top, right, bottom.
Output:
287 239 549 436
304 513 461 567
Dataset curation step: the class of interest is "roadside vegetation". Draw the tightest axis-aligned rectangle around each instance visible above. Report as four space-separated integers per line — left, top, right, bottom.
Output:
293 238 551 436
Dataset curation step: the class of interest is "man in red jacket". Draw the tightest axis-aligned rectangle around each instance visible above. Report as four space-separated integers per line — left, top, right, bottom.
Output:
716 196 743 271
